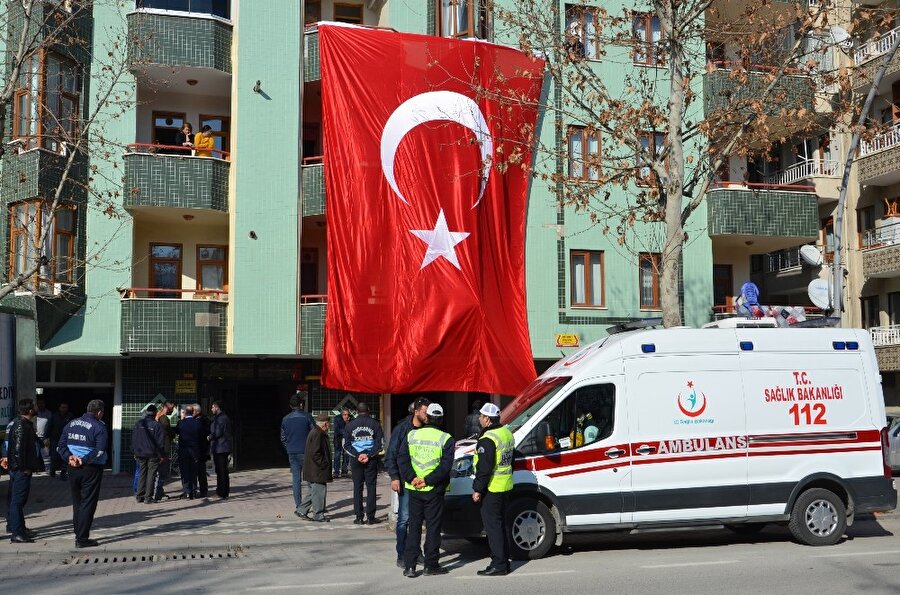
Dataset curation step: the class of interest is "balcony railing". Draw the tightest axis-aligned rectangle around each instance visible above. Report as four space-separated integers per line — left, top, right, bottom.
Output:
763 159 840 186
855 26 900 65
711 304 824 324
871 325 900 347
859 122 900 157
126 142 229 160
861 221 900 249
120 287 228 301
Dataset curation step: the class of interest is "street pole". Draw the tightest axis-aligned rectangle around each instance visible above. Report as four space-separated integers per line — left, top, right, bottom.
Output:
833 31 900 324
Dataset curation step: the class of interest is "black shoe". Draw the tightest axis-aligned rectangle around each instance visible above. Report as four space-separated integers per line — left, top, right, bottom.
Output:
353 517 364 525
198 491 208 498
144 500 154 505
423 566 449 576
24 528 37 539
477 566 510 577
75 539 99 548
50 472 56 478
367 517 381 525
10 534 34 544
403 568 418 578
396 558 404 568
294 511 310 520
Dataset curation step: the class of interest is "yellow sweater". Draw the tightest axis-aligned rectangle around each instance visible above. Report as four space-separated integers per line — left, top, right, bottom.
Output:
194 132 215 157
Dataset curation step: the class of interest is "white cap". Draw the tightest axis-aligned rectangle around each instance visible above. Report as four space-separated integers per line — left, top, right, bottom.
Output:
426 403 444 417
479 403 501 417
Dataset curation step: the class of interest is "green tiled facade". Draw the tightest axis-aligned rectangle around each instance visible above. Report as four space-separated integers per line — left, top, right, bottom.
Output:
304 29 320 82
1 150 88 205
127 12 232 72
121 299 227 353
300 303 325 356
703 69 814 117
301 163 325 217
707 189 819 238
123 153 229 212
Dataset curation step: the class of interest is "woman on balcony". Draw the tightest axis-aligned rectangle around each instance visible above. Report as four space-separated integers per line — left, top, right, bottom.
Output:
174 122 194 155
194 125 216 158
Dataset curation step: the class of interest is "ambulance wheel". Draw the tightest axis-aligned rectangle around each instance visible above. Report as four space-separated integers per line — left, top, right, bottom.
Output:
507 498 555 560
788 488 846 546
724 522 766 535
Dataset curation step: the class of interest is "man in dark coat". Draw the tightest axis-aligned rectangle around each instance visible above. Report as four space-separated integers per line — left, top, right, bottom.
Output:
331 407 351 478
194 404 211 497
298 413 332 522
344 402 384 524
208 400 233 499
175 406 203 499
131 405 165 505
6 398 41 543
48 402 74 480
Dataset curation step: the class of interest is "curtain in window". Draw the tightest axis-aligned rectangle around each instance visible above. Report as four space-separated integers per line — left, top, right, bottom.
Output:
586 133 600 180
640 257 655 306
568 131 583 178
572 254 586 304
589 253 602 305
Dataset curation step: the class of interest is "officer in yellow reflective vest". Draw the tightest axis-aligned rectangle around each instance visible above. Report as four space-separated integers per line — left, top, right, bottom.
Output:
397 403 455 578
472 402 514 576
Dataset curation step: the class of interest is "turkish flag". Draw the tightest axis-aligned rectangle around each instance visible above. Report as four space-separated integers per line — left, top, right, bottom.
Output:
319 25 543 396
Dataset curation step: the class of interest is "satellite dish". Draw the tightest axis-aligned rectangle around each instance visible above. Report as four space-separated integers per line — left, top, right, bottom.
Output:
800 244 823 267
807 278 832 310
829 26 853 52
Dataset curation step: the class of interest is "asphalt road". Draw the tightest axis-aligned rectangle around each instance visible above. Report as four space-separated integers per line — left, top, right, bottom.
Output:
8 512 900 594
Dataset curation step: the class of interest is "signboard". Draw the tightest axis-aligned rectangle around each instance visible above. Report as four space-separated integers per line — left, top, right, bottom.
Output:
555 333 580 348
0 314 15 428
175 380 197 394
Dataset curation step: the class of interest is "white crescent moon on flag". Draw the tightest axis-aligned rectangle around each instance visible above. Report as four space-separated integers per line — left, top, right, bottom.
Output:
380 90 493 208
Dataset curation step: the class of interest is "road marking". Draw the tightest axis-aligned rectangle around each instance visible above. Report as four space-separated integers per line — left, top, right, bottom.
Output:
642 560 739 569
455 570 575 579
812 550 900 559
249 583 364 591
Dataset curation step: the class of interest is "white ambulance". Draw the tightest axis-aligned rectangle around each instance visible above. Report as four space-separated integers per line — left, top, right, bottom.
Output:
444 326 897 559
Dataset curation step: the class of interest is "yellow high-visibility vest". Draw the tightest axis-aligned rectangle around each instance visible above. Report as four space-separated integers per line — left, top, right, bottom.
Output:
473 425 514 493
405 426 451 492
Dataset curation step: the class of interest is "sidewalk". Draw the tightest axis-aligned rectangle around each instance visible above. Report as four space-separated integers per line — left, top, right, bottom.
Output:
1 468 395 555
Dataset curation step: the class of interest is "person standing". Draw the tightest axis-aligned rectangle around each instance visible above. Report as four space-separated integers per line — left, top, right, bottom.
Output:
175 405 202 499
463 400 483 438
194 404 211 497
281 394 314 515
174 121 193 154
57 399 108 548
399 403 455 577
48 402 74 480
153 400 176 501
194 124 216 157
298 413 332 522
472 403 514 576
331 407 350 478
385 397 429 567
208 401 233 499
34 397 52 472
344 402 384 524
7 399 41 543
132 405 165 505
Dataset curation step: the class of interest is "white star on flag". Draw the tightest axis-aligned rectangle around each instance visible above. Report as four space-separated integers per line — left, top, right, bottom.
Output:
409 209 470 270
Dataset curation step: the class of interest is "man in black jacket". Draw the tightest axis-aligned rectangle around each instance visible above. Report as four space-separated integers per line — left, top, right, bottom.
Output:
131 405 165 505
48 403 74 480
194 404 211 497
7 398 42 543
209 401 233 499
176 407 203 499
344 402 384 524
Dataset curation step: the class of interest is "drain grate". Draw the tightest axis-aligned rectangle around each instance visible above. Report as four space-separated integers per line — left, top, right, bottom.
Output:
67 551 244 565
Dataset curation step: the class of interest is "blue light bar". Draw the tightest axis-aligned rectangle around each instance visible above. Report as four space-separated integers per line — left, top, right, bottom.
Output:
832 341 846 350
847 341 859 350
641 344 656 353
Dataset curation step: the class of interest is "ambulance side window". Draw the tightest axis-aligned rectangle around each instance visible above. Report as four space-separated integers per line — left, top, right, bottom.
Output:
529 383 615 453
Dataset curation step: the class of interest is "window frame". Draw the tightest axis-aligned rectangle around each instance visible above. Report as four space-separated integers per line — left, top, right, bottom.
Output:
632 12 664 67
636 131 665 185
564 4 601 61
149 242 183 296
12 50 81 151
861 295 880 329
520 382 616 455
821 216 834 263
857 205 876 249
152 110 186 148
436 0 488 39
199 113 231 154
570 249 605 308
639 252 662 310
196 244 228 292
8 200 77 289
567 125 601 180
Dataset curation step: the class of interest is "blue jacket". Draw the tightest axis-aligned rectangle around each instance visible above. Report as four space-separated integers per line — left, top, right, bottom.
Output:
176 416 204 458
332 413 347 447
281 410 314 454
58 413 108 466
131 414 165 459
385 415 414 481
344 414 384 458
209 412 233 454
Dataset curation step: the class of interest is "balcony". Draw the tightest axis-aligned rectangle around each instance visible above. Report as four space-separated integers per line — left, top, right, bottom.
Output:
299 295 326 356
703 62 814 122
127 10 232 73
120 289 227 353
763 160 841 202
123 145 230 212
0 147 88 205
870 325 900 372
304 26 320 82
854 26 900 89
301 157 325 217
707 185 819 252
861 220 900 278
857 122 900 186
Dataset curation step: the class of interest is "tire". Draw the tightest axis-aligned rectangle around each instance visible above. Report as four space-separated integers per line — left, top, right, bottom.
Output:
506 498 556 560
724 522 766 535
788 488 846 546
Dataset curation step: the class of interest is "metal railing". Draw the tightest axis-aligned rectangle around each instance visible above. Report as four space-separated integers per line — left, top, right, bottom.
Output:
861 220 900 249
765 246 802 273
871 324 900 347
300 294 327 304
710 181 816 192
119 287 228 301
125 142 230 160
763 159 840 186
859 122 900 157
855 25 900 65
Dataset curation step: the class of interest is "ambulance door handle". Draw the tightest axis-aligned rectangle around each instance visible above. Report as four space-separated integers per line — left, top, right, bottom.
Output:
605 448 626 458
635 445 656 455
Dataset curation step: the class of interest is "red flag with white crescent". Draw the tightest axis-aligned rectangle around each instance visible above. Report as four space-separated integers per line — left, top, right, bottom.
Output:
319 24 543 395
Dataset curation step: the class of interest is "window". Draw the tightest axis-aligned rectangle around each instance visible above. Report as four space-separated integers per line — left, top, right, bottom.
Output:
570 250 604 307
135 0 229 19
858 205 876 249
8 200 77 290
438 0 488 39
197 245 227 292
889 292 900 326
861 295 880 329
633 13 663 66
13 51 81 151
639 253 661 309
149 243 182 298
567 126 600 180
199 114 230 154
636 131 665 184
305 0 321 24
821 217 834 263
520 383 616 455
565 4 600 60
334 3 363 24
152 111 186 150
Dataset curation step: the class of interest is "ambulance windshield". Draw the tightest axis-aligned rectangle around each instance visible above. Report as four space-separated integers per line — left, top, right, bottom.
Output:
502 375 571 433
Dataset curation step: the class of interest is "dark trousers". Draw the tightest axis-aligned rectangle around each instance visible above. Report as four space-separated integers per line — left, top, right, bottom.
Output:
153 458 170 500
480 491 509 569
179 452 198 496
213 452 230 498
350 458 377 519
332 442 348 475
135 457 159 503
404 491 444 569
50 441 66 476
197 455 209 496
68 465 103 543
8 470 32 536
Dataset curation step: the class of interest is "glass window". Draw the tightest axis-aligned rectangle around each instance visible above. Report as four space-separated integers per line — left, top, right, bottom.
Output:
822 217 834 262
149 243 182 298
639 253 661 309
13 52 80 151
565 4 600 60
567 126 600 180
198 245 227 292
136 0 229 19
570 250 604 307
199 115 230 154
305 1 321 24
637 131 665 184
861 295 880 329
633 13 663 66
8 201 77 290
889 292 900 326
438 0 488 39
153 111 185 149
858 205 876 248
334 3 363 24
504 376 571 434
524 383 616 454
